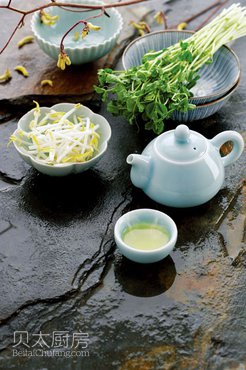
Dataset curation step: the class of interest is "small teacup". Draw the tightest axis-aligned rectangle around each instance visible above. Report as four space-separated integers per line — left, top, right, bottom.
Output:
114 209 178 264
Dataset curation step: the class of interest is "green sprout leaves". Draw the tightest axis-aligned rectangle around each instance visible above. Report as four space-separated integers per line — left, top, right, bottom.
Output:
95 4 246 134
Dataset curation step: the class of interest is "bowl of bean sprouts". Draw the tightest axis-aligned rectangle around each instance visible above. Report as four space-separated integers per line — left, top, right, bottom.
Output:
10 102 111 176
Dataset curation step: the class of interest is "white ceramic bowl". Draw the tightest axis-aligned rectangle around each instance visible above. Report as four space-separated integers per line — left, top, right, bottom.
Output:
31 0 123 64
12 103 111 176
114 209 178 264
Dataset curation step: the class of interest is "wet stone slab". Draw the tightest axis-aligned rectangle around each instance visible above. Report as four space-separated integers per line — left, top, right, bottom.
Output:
0 0 246 369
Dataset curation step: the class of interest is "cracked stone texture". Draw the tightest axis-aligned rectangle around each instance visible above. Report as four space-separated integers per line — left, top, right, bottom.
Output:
0 0 246 369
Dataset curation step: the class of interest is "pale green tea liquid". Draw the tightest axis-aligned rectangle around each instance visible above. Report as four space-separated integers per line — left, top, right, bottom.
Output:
123 223 170 250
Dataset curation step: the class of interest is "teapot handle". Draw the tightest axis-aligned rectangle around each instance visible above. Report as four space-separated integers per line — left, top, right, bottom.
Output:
210 131 244 167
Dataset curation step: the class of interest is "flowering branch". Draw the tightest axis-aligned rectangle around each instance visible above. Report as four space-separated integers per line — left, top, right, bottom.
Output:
0 0 148 57
57 7 109 69
60 7 107 53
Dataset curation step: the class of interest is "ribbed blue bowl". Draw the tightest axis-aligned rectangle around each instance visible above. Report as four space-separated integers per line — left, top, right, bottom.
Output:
122 30 240 105
172 78 240 122
31 0 123 65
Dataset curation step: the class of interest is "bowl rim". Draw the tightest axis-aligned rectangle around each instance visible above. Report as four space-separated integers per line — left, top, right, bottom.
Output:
192 75 240 108
31 0 123 52
13 103 112 169
114 208 178 255
122 29 241 102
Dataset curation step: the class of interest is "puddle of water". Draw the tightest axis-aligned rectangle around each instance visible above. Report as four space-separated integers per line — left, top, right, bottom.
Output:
218 184 246 259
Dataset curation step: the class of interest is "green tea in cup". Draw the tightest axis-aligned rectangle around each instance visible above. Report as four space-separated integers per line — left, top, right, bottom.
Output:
122 223 170 251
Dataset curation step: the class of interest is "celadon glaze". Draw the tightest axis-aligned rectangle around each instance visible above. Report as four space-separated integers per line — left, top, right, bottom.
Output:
13 103 111 176
127 125 244 208
31 0 123 64
114 209 178 263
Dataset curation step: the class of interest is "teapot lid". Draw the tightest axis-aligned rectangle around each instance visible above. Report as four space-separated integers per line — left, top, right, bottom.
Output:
155 125 207 162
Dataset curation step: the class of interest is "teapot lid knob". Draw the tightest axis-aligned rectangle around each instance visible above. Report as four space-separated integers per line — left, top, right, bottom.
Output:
174 125 190 143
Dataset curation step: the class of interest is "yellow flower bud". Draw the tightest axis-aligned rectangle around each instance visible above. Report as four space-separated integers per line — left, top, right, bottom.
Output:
0 68 11 83
177 22 187 30
41 79 53 87
138 29 145 37
14 65 29 77
130 21 150 36
87 22 101 31
82 26 89 39
154 11 164 25
74 31 79 42
40 11 59 26
65 54 71 66
57 53 71 70
17 36 34 48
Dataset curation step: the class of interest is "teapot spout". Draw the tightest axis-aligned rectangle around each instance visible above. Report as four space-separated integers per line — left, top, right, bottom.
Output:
127 154 151 190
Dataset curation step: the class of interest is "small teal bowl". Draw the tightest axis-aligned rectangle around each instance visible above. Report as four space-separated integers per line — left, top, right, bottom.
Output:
31 0 123 64
114 209 178 264
122 30 240 105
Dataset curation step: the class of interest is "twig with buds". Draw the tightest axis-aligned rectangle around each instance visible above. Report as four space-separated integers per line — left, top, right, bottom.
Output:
0 0 148 60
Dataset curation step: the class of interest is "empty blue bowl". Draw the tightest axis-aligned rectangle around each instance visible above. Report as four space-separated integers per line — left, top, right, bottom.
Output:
122 30 240 105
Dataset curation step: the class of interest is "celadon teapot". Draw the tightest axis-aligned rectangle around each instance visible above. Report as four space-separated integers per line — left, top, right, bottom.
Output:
127 125 244 208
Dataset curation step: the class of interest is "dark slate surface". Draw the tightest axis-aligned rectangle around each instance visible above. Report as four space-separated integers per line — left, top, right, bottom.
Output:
0 0 245 369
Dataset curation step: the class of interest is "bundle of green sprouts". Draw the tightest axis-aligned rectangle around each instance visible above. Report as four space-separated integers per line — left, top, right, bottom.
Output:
10 102 100 165
96 4 246 134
